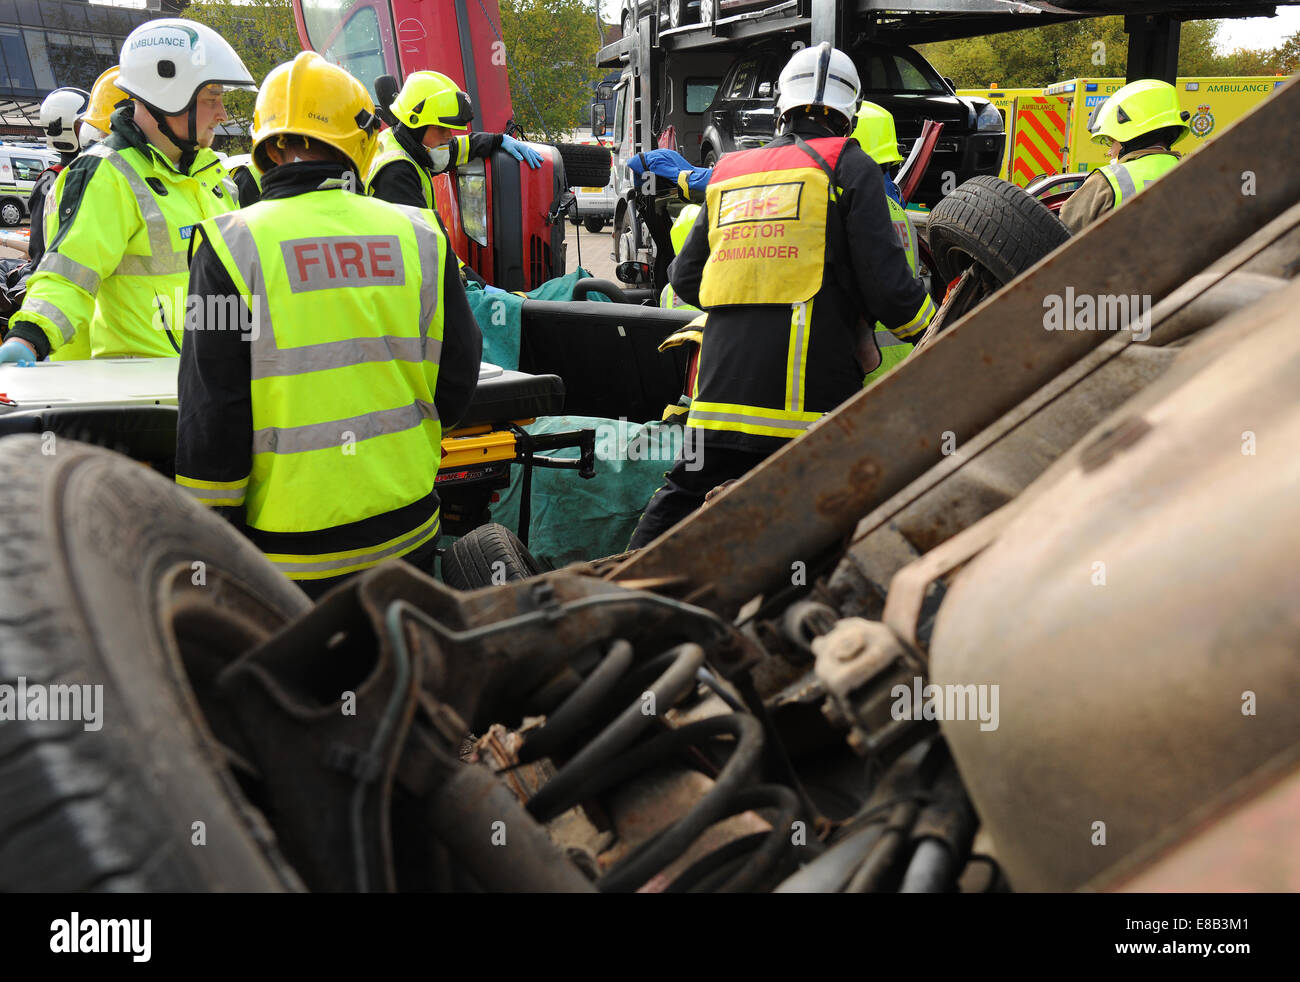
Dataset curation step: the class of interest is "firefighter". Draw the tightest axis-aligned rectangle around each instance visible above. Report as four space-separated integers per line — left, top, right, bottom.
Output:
629 43 936 549
1060 79 1190 234
28 86 90 269
28 69 131 270
366 70 543 211
78 66 133 146
851 100 926 385
174 51 481 599
0 18 254 365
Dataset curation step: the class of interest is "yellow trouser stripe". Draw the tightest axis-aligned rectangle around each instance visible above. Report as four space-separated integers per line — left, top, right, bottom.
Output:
262 510 440 580
176 473 249 506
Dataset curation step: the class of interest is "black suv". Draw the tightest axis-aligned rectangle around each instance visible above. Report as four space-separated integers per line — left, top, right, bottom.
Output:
699 41 1006 206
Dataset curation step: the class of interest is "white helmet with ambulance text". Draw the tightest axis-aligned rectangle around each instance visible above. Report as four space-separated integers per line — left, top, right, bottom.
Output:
776 42 861 131
118 19 255 118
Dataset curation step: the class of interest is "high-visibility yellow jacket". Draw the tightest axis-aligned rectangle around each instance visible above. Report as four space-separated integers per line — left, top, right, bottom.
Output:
6 107 235 360
863 196 923 386
1060 147 1180 234
174 163 482 584
1099 151 1179 207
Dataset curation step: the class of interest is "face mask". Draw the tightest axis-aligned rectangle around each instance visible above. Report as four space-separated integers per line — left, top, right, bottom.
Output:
426 143 452 174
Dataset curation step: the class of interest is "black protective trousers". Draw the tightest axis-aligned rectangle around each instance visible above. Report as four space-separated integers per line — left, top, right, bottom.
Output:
628 443 774 550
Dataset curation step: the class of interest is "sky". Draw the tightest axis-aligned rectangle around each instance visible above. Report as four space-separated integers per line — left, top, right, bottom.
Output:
1217 8 1300 50
596 3 1300 51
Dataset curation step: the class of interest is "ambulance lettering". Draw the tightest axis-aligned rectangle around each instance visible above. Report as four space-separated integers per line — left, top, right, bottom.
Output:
282 235 406 292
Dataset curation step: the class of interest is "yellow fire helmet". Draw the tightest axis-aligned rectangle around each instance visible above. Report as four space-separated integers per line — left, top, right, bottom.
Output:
1089 79 1190 148
671 203 701 254
83 66 132 136
851 101 903 166
391 71 474 132
253 51 381 175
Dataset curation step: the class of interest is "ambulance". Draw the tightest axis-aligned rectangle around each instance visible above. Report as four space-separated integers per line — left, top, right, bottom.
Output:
1043 75 1291 175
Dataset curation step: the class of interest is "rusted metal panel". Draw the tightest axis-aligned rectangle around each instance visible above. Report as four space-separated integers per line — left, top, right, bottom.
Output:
610 80 1300 618
1098 750 1300 893
928 280 1300 890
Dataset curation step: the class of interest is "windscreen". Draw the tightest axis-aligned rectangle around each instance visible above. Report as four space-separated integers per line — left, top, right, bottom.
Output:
298 0 397 98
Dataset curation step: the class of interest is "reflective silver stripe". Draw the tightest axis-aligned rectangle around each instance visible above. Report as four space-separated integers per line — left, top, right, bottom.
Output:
85 143 189 278
36 252 100 293
116 251 190 277
22 297 76 343
389 203 443 349
874 328 907 347
271 515 440 576
252 399 439 455
179 484 245 503
212 210 442 380
787 301 809 413
1105 162 1138 202
688 407 815 433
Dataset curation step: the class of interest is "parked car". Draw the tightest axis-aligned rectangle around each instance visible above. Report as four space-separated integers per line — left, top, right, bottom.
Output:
620 0 703 33
698 40 1005 206
0 145 58 227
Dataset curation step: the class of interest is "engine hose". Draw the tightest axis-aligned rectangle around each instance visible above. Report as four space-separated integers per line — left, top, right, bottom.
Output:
899 838 955 894
665 832 771 894
658 783 805 893
716 784 804 893
524 643 705 821
843 799 922 893
528 714 764 892
773 820 889 893
517 639 634 763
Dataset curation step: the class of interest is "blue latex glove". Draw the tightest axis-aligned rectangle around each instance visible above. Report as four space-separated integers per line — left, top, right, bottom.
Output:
501 134 543 169
883 175 904 207
0 339 37 366
483 285 507 296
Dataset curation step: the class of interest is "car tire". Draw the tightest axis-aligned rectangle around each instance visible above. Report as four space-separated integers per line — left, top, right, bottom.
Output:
702 147 718 168
584 215 606 233
554 142 612 190
926 175 1071 286
0 198 23 228
0 436 308 891
667 0 697 28
622 7 634 37
700 0 715 26
441 523 543 590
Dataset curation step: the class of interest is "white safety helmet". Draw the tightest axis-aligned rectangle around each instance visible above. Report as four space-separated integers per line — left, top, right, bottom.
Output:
118 18 255 118
775 42 861 131
39 87 91 155
77 120 108 149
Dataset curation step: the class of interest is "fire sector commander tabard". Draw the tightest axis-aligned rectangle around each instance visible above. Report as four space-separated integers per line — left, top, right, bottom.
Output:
628 43 935 549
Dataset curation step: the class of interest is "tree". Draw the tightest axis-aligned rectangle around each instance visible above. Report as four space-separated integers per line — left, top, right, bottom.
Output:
499 0 605 140
1278 31 1300 74
184 0 300 151
915 16 1284 89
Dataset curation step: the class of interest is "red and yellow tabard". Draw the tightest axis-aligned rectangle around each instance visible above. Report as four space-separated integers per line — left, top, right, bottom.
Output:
699 137 847 307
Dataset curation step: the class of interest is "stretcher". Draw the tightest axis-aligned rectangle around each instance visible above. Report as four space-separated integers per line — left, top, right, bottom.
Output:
0 359 594 542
